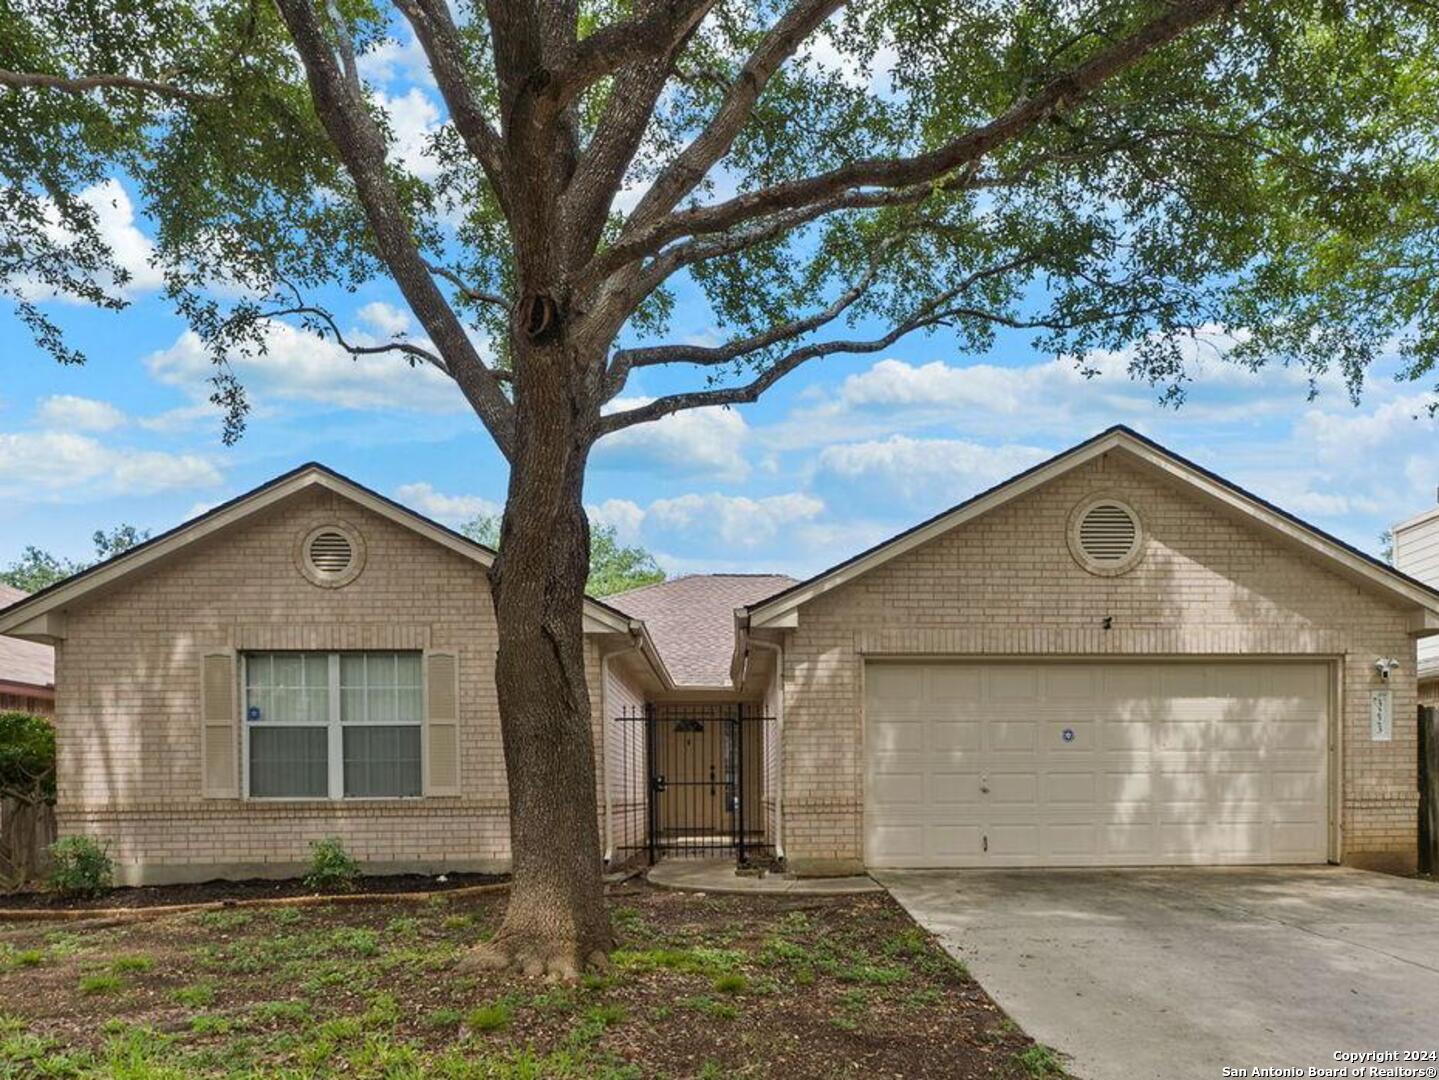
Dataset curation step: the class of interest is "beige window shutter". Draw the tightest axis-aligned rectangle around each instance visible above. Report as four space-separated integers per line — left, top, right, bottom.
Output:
200 651 239 798
425 651 461 796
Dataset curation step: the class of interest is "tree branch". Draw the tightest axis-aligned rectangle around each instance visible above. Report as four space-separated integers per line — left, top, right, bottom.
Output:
600 274 1152 431
621 0 846 236
596 0 1234 278
392 0 508 194
552 0 717 109
424 261 510 309
272 0 516 456
0 67 208 102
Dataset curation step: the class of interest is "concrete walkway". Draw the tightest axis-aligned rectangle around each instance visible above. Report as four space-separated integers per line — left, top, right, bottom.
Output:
878 866 1439 1080
648 858 880 895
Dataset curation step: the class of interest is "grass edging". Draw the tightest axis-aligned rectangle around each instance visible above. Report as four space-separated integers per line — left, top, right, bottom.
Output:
0 881 510 924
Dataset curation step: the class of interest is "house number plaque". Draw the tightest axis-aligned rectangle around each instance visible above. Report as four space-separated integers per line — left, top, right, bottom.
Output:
1369 689 1392 742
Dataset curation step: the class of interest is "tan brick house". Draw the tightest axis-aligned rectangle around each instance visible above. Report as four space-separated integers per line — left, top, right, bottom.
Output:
2 426 1436 884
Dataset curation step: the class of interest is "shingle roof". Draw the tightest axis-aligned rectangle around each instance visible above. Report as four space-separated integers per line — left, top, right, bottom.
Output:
608 574 797 687
0 585 55 691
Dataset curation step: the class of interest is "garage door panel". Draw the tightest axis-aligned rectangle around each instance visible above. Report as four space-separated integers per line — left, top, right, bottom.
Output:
989 722 1037 750
865 660 1329 868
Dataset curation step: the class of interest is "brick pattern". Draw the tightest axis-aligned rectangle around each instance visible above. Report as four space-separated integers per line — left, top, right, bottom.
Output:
778 454 1423 875
53 488 613 885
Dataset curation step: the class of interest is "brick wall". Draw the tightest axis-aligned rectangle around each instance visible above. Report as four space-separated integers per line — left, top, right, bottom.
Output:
53 487 615 885
779 452 1424 875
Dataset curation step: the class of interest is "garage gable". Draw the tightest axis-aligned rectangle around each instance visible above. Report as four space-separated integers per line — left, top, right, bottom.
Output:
744 426 1439 633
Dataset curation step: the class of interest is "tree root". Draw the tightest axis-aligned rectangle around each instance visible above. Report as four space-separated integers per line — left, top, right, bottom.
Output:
455 932 612 982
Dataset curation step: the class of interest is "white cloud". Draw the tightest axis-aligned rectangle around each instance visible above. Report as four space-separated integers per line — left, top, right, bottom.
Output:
376 88 445 182
393 482 500 526
145 325 466 415
357 301 412 337
358 29 436 87
644 492 825 548
597 397 751 482
814 435 1051 507
36 395 126 433
0 431 221 500
588 498 647 544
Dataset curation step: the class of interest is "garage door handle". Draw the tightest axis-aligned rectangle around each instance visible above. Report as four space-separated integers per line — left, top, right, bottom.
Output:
980 775 990 794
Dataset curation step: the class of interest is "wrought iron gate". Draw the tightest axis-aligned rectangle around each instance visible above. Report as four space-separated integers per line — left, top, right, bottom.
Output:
611 704 776 866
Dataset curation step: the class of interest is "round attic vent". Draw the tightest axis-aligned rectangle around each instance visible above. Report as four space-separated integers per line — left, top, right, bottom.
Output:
1068 496 1144 576
298 523 366 587
308 530 352 573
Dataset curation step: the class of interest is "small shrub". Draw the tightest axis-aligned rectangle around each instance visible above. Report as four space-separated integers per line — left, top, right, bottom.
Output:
14 950 44 968
465 1001 512 1033
46 836 113 898
78 973 121 995
304 837 362 892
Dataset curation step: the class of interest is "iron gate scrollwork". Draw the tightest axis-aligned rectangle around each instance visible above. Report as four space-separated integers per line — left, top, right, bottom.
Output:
612 703 776 867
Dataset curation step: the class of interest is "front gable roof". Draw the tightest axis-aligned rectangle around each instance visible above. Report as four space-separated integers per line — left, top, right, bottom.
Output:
0 463 651 652
743 425 1439 630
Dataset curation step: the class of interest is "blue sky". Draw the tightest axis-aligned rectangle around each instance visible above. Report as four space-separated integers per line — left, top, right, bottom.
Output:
4 32 1438 580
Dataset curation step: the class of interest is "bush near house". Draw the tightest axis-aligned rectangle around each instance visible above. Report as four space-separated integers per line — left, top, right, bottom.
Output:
46 836 114 898
304 837 362 893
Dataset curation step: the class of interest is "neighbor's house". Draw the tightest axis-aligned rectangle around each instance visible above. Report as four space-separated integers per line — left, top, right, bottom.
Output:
0 585 54 717
1 426 1436 884
1394 504 1439 708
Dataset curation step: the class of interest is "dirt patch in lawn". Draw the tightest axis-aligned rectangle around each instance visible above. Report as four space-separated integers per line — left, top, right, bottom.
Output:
0 872 507 911
0 880 1068 1078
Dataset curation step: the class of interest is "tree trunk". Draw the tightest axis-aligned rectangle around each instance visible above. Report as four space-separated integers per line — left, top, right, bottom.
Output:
458 332 613 979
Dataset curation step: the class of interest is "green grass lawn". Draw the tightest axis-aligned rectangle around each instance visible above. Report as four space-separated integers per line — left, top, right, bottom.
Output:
0 884 1066 1078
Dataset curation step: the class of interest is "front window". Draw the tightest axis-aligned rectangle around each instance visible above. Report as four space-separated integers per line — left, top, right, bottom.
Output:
244 652 423 799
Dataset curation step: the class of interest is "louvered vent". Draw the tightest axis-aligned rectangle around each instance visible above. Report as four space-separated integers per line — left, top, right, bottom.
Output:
1078 502 1138 563
308 529 353 574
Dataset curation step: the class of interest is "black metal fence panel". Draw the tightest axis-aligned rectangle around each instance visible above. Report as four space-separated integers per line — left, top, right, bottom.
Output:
612 703 776 866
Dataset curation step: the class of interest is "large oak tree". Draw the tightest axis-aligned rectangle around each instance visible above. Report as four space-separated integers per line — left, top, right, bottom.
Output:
4 0 1438 975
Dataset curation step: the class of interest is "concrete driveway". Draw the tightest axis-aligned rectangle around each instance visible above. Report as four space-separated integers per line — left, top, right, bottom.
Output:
877 867 1439 1080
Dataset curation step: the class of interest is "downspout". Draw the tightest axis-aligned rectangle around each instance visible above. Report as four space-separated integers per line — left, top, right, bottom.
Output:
747 635 785 861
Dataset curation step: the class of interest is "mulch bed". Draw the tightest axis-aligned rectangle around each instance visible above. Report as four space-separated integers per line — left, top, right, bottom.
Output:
0 871 507 911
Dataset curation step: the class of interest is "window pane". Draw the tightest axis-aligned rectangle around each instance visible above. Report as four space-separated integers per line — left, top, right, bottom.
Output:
247 654 273 689
341 687 366 724
397 687 423 723
340 653 366 688
368 686 398 724
369 652 398 687
395 653 422 688
273 654 303 687
305 654 330 686
249 727 328 797
343 725 421 798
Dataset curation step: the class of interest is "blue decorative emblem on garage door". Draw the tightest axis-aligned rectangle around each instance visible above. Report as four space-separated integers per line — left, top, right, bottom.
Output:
1062 728 1075 742
247 705 262 722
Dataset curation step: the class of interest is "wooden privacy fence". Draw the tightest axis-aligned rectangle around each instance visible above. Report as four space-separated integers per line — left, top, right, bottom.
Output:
1422 706 1438 876
0 797 55 888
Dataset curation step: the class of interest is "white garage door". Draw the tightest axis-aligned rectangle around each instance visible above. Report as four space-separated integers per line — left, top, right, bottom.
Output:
865 661 1331 868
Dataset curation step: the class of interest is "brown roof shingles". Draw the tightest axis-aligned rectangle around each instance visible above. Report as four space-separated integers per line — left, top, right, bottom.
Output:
0 584 55 691
608 574 796 687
